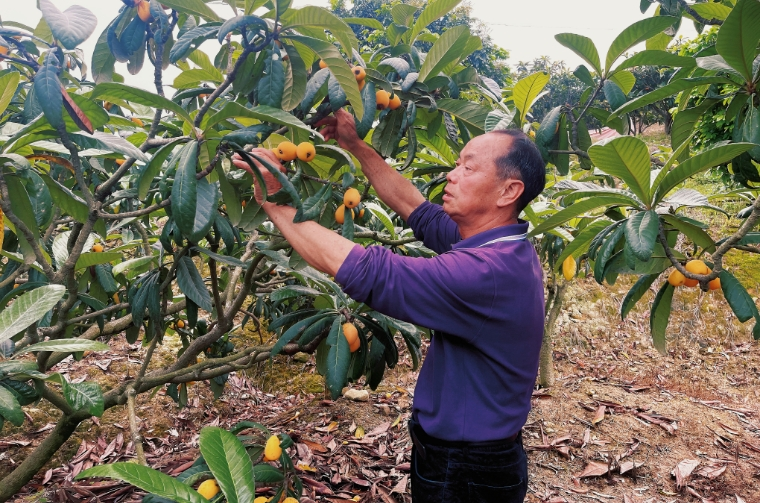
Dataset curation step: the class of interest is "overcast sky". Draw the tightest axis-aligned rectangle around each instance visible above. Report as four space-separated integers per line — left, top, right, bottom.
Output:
5 0 698 89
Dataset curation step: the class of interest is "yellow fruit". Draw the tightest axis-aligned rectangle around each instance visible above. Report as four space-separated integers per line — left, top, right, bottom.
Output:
271 147 281 159
358 79 366 91
0 46 8 57
352 66 366 81
296 142 316 162
103 101 112 110
137 0 153 22
562 256 576 281
388 94 402 110
528 130 536 139
342 322 358 346
668 269 685 287
282 498 299 503
277 141 298 161
197 479 220 499
113 206 120 214
708 277 721 291
176 320 185 329
376 90 390 110
334 204 354 225
684 260 708 287
349 337 360 353
116 159 126 166
319 59 327 69
263 435 282 461
92 244 104 253
254 498 269 503
358 207 365 219
343 188 361 209
131 117 144 127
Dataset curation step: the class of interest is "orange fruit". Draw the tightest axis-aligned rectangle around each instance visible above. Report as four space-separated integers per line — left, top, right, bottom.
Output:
352 66 366 81
197 479 219 499
241 199 247 208
685 259 709 275
176 320 185 329
343 322 358 346
388 93 402 110
277 141 298 161
334 204 354 225
92 244 104 253
358 79 365 91
319 59 328 69
708 277 721 291
668 269 685 287
343 188 361 209
137 0 152 22
376 90 390 110
358 207 365 219
254 498 269 503
263 435 282 461
282 498 299 503
0 46 8 57
271 147 281 159
349 337 360 353
296 142 316 162
116 159 126 166
103 101 112 110
131 117 144 127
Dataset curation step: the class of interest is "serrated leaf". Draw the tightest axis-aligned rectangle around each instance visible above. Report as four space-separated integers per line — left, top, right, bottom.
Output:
199 427 256 503
77 463 209 503
588 136 652 204
418 25 470 82
605 16 678 72
281 43 307 111
512 71 550 125
177 256 213 312
0 285 65 345
624 210 659 261
172 141 199 239
716 0 760 82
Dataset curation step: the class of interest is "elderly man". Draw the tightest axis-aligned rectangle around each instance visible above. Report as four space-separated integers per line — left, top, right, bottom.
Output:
232 108 546 503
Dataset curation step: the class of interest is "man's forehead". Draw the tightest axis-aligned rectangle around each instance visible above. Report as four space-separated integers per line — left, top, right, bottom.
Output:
460 134 512 160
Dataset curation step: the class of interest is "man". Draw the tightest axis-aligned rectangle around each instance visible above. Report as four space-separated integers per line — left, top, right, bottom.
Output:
232 108 546 503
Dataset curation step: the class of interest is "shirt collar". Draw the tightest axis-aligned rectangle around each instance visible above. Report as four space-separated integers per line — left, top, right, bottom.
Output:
451 220 530 250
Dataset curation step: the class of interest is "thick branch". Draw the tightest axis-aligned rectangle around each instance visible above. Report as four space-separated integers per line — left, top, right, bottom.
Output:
677 0 724 26
352 231 419 246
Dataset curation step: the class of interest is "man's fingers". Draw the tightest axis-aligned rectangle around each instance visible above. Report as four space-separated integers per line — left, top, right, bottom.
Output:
314 115 337 129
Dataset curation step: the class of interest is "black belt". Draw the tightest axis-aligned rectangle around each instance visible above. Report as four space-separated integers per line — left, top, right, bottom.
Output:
408 418 519 460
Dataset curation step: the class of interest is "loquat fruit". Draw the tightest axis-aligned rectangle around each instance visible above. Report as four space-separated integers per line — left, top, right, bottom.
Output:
708 277 721 291
684 260 708 287
352 66 366 81
277 141 298 161
343 187 361 209
388 93 402 110
376 90 390 110
296 142 316 162
197 479 220 499
334 204 354 225
668 269 685 287
116 159 126 166
263 435 282 461
92 244 104 253
131 117 144 127
319 59 328 69
137 0 152 22
342 322 359 347
562 256 576 281
358 79 365 91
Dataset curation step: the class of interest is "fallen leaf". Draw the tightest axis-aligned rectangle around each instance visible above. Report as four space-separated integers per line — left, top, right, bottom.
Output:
694 463 726 480
672 459 700 489
575 461 609 478
592 405 606 425
354 426 365 439
619 461 643 475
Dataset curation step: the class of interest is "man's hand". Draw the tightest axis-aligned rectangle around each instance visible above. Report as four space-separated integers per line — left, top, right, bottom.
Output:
231 148 286 204
315 109 363 151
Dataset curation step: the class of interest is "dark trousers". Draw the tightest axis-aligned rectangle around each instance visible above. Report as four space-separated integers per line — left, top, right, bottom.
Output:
409 418 528 503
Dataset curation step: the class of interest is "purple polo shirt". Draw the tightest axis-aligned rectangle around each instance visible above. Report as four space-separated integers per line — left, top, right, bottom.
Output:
335 201 544 442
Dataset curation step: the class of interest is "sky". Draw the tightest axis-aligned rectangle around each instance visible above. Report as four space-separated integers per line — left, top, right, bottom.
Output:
4 0 698 89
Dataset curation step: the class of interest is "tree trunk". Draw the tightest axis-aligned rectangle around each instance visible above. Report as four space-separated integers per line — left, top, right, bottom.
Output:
539 282 567 388
0 411 89 502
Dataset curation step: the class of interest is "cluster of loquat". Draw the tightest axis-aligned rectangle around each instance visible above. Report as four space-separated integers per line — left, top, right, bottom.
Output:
667 260 721 291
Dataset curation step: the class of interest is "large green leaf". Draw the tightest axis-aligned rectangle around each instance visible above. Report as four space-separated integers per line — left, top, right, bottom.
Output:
91 83 193 124
0 285 64 345
75 252 122 271
603 80 626 110
177 256 213 312
605 16 677 72
217 15 267 43
660 214 715 252
203 102 317 137
112 256 157 276
283 35 363 121
552 220 612 272
528 196 634 238
653 143 756 203
281 43 308 112
199 427 256 503
611 76 734 116
690 2 732 21
511 71 550 125
139 138 187 200
0 72 20 116
649 282 674 355
435 98 491 135
621 273 659 320
38 0 96 49
613 50 696 73
191 178 219 242
588 136 653 204
418 25 470 82
0 386 24 426
34 57 63 130
173 68 224 89
624 210 659 261
670 99 719 161
77 464 209 503
609 70 636 95
171 141 199 239
715 0 760 82
407 0 462 44
555 33 601 74
720 270 759 323
64 380 104 417
40 174 88 224
16 339 109 356
325 318 349 399
281 7 358 57
158 0 221 21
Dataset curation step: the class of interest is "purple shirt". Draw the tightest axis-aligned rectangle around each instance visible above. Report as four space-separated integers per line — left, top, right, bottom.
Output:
335 201 544 442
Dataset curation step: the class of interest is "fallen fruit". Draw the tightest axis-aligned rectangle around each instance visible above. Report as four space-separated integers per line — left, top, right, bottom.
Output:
197 479 220 499
277 141 298 161
388 93 402 110
263 435 282 461
344 187 361 209
352 66 366 81
668 269 685 287
376 90 390 110
296 142 316 162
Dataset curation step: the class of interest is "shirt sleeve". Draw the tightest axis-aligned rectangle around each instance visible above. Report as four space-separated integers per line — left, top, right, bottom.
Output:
407 201 461 254
335 244 494 342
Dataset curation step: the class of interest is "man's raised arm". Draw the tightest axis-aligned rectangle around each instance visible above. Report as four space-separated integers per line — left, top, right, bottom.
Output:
316 109 425 221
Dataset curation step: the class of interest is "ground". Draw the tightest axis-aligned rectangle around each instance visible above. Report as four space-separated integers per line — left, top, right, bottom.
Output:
4 129 760 503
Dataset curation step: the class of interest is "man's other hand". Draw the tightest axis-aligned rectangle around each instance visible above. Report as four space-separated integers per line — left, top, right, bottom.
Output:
231 148 285 204
315 109 362 150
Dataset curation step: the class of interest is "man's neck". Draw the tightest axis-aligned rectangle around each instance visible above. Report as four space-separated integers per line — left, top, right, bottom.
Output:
457 215 519 240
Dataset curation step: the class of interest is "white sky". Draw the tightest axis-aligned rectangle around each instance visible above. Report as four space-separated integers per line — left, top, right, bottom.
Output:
4 0 698 89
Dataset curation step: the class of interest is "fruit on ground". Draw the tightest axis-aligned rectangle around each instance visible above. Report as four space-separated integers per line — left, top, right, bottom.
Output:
388 93 402 110
376 90 390 110
319 59 327 69
263 435 282 461
562 256 576 281
709 277 721 291
342 322 358 347
137 0 152 22
684 259 709 287
131 117 144 127
296 142 316 162
277 141 298 161
668 269 685 287
343 187 361 208
92 244 104 253
197 479 220 499
334 204 354 224
352 66 366 81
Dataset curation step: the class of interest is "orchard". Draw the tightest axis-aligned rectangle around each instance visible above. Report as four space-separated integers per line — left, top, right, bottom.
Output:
0 0 759 501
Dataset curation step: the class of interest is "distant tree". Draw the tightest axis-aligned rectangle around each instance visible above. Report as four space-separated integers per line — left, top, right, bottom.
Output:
514 57 587 123
626 65 675 135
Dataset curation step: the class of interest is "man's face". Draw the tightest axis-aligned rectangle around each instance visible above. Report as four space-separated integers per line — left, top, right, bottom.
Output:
442 134 512 223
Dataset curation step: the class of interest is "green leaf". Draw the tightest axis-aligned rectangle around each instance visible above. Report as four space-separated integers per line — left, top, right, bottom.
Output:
281 44 308 112
650 282 674 355
71 131 149 162
609 70 636 95
34 58 63 130
191 179 219 242
204 102 317 136
139 138 187 200
408 0 462 44
364 202 396 239
605 16 677 72
671 99 719 161
40 174 88 224
436 98 491 135
0 385 23 426
342 17 383 30
173 68 223 89
271 314 329 357
621 273 659 320
171 141 199 239
719 270 759 323
418 25 471 83
555 33 601 74
65 381 104 417
372 109 405 158
252 464 284 484
158 0 221 21
0 285 65 345
716 0 760 82
77 463 209 503
257 49 285 109
199 427 256 503
690 3 732 21
391 4 417 26
536 106 562 156
624 210 659 261
75 252 122 271
0 72 20 116
613 50 697 73
588 136 653 204
325 318 349 399
603 80 626 111
611 77 734 117
281 7 358 57
177 256 213 312
553 220 612 273
217 15 267 43
112 256 157 276
16 339 109 356
660 214 715 252
512 71 550 125
653 143 757 203
528 196 634 238
216 164 242 227
91 83 193 124
38 0 96 49
170 23 221 63
283 35 363 121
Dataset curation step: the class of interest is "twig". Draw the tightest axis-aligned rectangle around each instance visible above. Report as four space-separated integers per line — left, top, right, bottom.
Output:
126 387 147 466
352 231 418 246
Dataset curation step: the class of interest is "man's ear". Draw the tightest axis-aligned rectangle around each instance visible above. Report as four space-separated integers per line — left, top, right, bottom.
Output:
496 179 524 209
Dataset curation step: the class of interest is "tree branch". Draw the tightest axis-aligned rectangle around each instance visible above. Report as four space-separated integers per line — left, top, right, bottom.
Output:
677 0 724 26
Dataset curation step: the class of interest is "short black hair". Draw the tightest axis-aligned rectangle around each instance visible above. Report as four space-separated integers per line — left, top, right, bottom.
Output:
489 130 546 213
